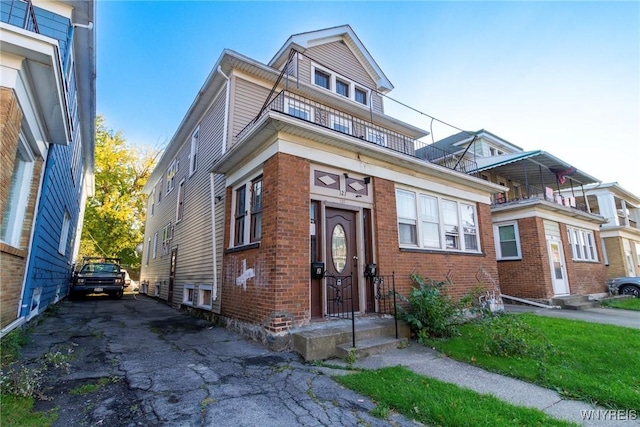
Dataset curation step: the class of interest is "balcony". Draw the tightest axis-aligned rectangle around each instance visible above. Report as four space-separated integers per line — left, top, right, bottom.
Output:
1 0 39 33
236 90 477 174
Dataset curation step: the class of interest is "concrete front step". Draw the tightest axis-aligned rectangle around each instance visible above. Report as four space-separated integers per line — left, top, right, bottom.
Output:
291 316 409 361
335 337 408 360
551 295 600 310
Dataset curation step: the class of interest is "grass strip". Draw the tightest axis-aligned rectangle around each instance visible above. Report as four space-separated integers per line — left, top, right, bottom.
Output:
601 297 640 311
0 395 57 427
428 313 640 410
335 366 577 426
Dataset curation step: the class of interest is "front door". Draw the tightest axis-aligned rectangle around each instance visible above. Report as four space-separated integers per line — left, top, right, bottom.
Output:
325 208 359 312
168 249 177 305
548 240 569 295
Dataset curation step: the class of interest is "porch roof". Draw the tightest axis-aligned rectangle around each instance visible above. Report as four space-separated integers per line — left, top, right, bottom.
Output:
470 150 600 189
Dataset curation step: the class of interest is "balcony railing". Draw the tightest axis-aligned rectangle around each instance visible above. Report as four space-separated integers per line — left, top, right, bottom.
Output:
236 90 477 174
492 183 590 213
2 0 39 33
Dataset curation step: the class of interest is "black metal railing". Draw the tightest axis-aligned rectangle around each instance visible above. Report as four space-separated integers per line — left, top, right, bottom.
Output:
325 274 355 348
370 273 399 339
235 90 477 174
492 183 590 213
2 0 39 33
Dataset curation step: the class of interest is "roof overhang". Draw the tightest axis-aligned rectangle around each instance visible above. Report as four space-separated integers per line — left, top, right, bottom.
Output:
471 150 600 189
0 22 70 146
491 198 607 226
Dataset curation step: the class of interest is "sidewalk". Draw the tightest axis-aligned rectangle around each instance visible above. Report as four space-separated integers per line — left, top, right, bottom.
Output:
329 305 639 426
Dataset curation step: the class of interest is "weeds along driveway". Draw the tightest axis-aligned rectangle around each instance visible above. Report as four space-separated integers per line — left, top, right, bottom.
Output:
18 294 415 427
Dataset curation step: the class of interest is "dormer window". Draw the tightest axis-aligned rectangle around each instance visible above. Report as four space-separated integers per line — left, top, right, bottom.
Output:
311 63 370 107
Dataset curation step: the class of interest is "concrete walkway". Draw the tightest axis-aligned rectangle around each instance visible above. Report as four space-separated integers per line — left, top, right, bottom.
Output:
329 304 639 426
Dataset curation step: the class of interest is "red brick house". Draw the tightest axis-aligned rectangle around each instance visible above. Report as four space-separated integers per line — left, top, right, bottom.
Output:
140 26 504 349
429 130 608 302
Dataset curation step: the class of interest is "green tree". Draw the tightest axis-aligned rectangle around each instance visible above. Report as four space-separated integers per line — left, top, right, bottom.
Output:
80 116 159 274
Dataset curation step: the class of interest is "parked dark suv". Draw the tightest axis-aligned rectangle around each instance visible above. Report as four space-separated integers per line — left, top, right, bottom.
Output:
71 257 128 299
607 277 640 298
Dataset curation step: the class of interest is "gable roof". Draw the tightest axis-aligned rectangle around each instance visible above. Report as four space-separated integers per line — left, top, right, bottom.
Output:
432 129 523 154
269 24 394 93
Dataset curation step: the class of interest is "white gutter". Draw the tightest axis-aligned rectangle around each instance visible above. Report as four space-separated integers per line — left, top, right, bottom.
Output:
218 66 230 154
209 172 218 303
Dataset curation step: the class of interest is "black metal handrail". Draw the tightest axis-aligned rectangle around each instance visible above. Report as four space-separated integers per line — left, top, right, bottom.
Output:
325 274 355 348
370 273 399 339
235 89 477 175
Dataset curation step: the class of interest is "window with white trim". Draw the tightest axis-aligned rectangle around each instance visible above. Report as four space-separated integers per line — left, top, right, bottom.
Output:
494 222 521 260
331 115 351 134
567 227 598 261
311 63 370 106
152 232 158 259
395 188 481 252
231 173 263 247
183 284 195 305
149 189 156 216
146 238 151 265
189 127 199 176
161 223 172 255
1 136 35 247
166 159 178 194
198 285 213 309
366 128 387 147
176 179 185 222
58 211 71 255
285 98 313 121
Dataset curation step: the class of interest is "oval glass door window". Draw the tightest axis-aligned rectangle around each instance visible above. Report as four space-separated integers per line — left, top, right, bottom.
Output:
332 224 347 273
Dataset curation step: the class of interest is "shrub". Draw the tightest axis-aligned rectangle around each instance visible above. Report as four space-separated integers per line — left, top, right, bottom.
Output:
395 274 463 340
478 314 554 359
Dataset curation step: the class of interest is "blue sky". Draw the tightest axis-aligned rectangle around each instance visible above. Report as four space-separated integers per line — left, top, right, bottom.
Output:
97 1 640 196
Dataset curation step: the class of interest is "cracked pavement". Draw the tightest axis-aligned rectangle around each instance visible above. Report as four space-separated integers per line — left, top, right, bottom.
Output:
16 294 418 426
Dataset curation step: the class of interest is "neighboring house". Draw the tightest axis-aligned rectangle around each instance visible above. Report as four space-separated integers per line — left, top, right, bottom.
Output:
560 182 640 279
139 25 504 349
427 130 608 301
0 0 95 335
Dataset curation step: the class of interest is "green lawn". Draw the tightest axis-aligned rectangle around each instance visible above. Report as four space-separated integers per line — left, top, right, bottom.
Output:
428 313 640 410
336 366 577 426
602 297 640 311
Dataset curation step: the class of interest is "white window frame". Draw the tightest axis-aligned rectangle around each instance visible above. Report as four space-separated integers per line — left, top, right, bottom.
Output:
58 211 71 255
494 221 522 260
567 227 598 262
149 189 156 217
395 187 481 253
311 63 370 106
166 159 178 194
189 127 199 176
152 232 158 259
161 223 172 255
176 179 185 222
229 171 263 248
183 284 195 305
285 98 313 121
1 136 35 247
146 238 151 265
197 284 213 309
365 128 387 147
331 114 351 134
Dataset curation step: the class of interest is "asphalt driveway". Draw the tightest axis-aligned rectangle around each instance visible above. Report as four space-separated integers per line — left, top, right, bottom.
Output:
15 294 414 427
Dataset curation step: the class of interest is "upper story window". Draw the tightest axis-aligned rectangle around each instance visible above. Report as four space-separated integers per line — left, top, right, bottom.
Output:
232 173 263 247
166 159 178 194
58 211 71 255
176 179 185 222
149 189 156 216
311 63 370 107
190 127 199 176
567 227 598 262
395 188 480 253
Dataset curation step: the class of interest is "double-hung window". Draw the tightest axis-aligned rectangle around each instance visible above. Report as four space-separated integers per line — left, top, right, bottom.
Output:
494 222 521 260
567 227 598 261
1 136 35 247
176 179 185 222
166 159 178 194
58 211 71 255
336 79 349 97
314 69 330 89
233 174 263 247
395 188 480 252
355 88 367 105
286 98 312 121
